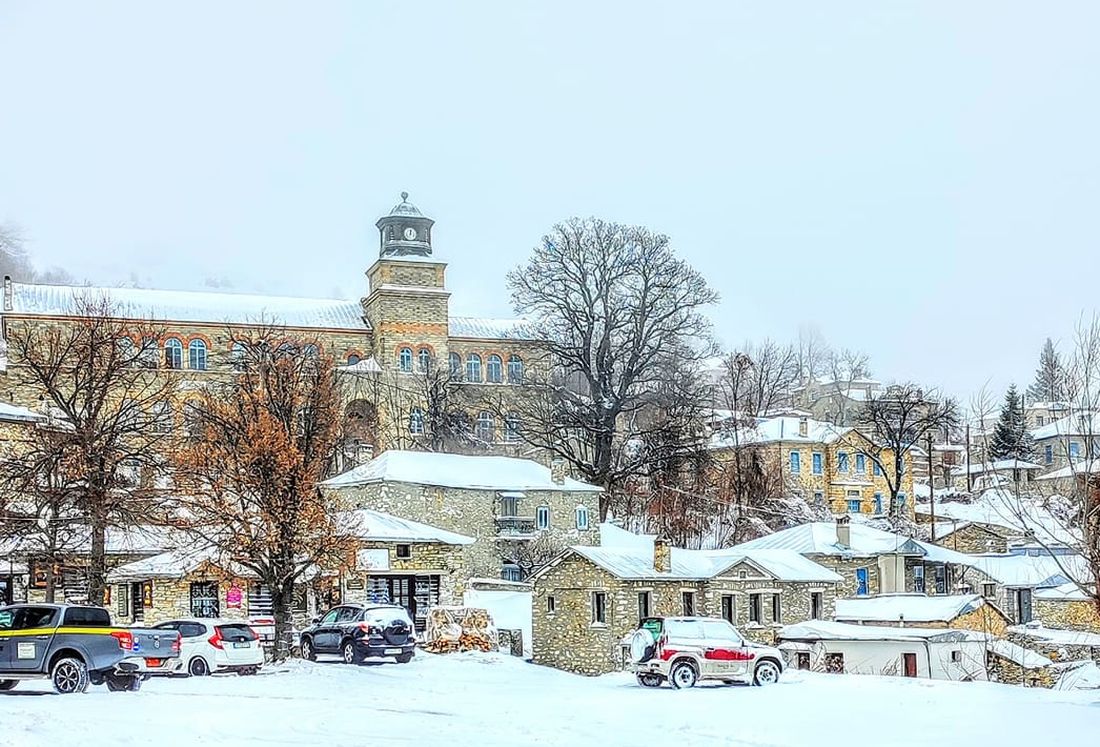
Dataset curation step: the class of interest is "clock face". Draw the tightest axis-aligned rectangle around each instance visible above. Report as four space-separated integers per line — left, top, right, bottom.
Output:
403 227 417 241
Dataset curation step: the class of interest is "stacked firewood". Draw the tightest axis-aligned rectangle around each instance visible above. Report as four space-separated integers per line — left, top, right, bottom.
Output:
422 606 497 654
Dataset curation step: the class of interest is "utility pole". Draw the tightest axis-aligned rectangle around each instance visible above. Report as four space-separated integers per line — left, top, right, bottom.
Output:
927 432 936 543
965 423 972 493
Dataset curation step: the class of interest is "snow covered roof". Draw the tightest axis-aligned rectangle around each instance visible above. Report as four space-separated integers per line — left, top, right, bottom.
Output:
320 450 602 492
1008 623 1100 646
106 545 255 582
950 459 1043 477
710 415 854 449
988 640 1052 669
0 524 178 558
731 522 932 559
967 553 1090 588
1031 411 1100 440
561 544 841 583
448 317 540 341
335 357 383 375
343 508 474 545
835 594 992 624
914 490 1074 546
6 282 370 331
1036 460 1100 481
0 402 45 423
779 619 987 643
1033 582 1092 602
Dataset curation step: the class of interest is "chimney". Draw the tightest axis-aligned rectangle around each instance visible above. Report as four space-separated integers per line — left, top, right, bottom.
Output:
653 535 671 574
836 514 851 548
550 457 566 486
3 275 12 312
798 417 808 438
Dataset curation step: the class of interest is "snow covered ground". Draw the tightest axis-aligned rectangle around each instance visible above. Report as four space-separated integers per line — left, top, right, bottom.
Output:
3 652 1098 747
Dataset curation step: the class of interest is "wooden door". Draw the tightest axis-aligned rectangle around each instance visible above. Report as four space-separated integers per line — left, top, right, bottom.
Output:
902 653 917 678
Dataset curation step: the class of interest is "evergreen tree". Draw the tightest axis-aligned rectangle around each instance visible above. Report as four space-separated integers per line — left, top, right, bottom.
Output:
989 385 1034 461
1026 338 1066 404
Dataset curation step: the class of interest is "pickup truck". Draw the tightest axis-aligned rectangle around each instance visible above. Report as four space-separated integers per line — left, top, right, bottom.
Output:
0 603 181 694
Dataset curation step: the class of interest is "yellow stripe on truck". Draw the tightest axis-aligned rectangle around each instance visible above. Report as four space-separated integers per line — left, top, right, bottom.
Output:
0 626 130 638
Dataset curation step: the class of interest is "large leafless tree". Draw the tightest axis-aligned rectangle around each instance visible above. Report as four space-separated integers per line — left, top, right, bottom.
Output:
506 218 718 517
2 296 177 604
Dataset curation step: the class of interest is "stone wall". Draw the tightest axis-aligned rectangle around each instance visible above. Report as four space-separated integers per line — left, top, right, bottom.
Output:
817 556 881 597
330 481 599 580
987 651 1055 688
1005 630 1100 664
112 572 252 626
1034 598 1100 633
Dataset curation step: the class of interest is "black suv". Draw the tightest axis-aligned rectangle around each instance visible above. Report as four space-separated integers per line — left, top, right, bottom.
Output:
299 604 416 665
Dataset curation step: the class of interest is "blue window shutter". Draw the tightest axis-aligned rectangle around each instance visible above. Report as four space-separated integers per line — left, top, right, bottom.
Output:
856 568 869 595
856 454 866 473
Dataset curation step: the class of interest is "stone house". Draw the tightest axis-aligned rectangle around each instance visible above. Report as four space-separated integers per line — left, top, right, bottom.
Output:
1031 583 1100 633
529 533 841 675
947 460 1043 492
986 640 1055 687
1031 411 1100 472
915 491 1072 555
321 449 602 582
790 377 882 427
956 554 1092 627
731 518 973 599
106 508 473 632
1005 623 1100 664
835 593 1010 637
0 193 547 468
709 415 915 520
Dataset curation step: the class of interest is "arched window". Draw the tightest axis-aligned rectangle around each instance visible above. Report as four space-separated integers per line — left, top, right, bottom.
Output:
347 353 361 365
302 343 319 358
164 338 183 369
508 354 524 384
486 354 503 383
448 352 462 380
476 411 495 442
398 347 413 373
409 407 425 435
417 348 432 373
188 339 208 371
116 337 137 365
575 505 590 530
229 341 248 370
466 354 482 382
504 413 521 442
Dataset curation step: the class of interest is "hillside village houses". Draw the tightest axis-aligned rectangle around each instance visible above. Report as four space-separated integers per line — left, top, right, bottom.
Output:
708 414 916 520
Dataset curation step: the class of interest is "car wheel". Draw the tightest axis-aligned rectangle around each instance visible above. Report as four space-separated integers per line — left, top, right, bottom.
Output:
754 660 781 686
342 641 362 665
636 673 663 688
188 657 210 677
0 680 17 691
669 661 698 690
300 637 316 662
395 653 413 664
51 657 89 694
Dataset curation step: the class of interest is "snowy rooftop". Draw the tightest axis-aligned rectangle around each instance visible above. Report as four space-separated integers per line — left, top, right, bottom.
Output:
731 522 960 562
1008 623 1100 646
950 459 1043 477
988 639 1053 669
7 281 370 330
1031 411 1100 440
1036 460 1100 481
320 450 602 492
106 546 255 582
914 490 1074 545
1033 581 1092 602
709 415 853 449
835 593 992 624
448 317 541 341
779 619 987 643
966 553 1090 588
0 402 45 423
1 523 178 557
559 544 842 583
336 357 383 375
343 508 474 545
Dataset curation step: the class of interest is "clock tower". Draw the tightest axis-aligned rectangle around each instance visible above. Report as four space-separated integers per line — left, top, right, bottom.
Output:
376 191 434 258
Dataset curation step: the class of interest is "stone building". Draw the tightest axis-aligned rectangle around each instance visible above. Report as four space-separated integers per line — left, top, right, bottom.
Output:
731 518 973 599
320 449 602 582
955 554 1092 627
0 193 545 467
835 593 1010 637
529 529 841 675
709 415 915 520
915 491 1072 555
1031 583 1100 633
106 508 473 631
1031 411 1100 472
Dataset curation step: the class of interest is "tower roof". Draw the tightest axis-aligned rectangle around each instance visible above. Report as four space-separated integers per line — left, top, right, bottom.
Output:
387 191 424 218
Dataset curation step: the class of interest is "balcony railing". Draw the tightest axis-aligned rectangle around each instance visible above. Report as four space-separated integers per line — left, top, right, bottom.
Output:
495 516 537 537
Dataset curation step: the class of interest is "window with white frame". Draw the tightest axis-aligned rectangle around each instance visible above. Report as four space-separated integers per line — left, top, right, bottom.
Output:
507 354 524 383
789 451 801 473
504 413 521 442
855 453 866 473
536 505 550 530
408 407 425 435
417 348 431 373
575 505 589 530
398 347 413 373
448 352 462 379
502 563 522 582
486 354 503 383
164 338 183 369
466 354 482 382
476 411 495 441
188 339 207 370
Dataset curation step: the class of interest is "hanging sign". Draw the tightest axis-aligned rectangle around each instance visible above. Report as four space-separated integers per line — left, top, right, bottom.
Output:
226 585 243 609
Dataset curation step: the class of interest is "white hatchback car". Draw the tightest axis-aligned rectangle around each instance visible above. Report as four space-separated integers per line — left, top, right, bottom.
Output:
152 619 264 677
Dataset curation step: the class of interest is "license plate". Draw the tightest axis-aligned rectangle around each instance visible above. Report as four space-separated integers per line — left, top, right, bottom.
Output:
232 642 251 649
145 658 163 667
384 648 402 655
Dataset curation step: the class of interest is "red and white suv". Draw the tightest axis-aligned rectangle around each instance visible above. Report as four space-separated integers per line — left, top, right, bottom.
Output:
629 616 784 689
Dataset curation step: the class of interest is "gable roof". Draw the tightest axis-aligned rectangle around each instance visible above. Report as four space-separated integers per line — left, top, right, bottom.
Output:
709 415 854 449
966 553 1090 588
105 546 256 582
343 508 474 545
6 281 369 331
320 450 602 492
950 459 1043 477
779 619 987 643
835 594 995 624
988 640 1052 669
914 490 1075 546
1031 411 1100 441
732 522 931 559
550 544 841 583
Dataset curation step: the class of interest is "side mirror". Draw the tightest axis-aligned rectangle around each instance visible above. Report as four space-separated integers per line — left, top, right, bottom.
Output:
311 616 321 625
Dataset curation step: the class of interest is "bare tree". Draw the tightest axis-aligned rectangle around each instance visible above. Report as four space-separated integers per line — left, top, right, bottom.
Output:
2 296 178 604
795 324 830 384
507 218 718 517
857 383 958 521
0 222 74 283
171 330 358 659
720 341 798 418
824 349 872 425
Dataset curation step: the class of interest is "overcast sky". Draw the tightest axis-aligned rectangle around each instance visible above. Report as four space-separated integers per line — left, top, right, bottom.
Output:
1 2 1098 400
